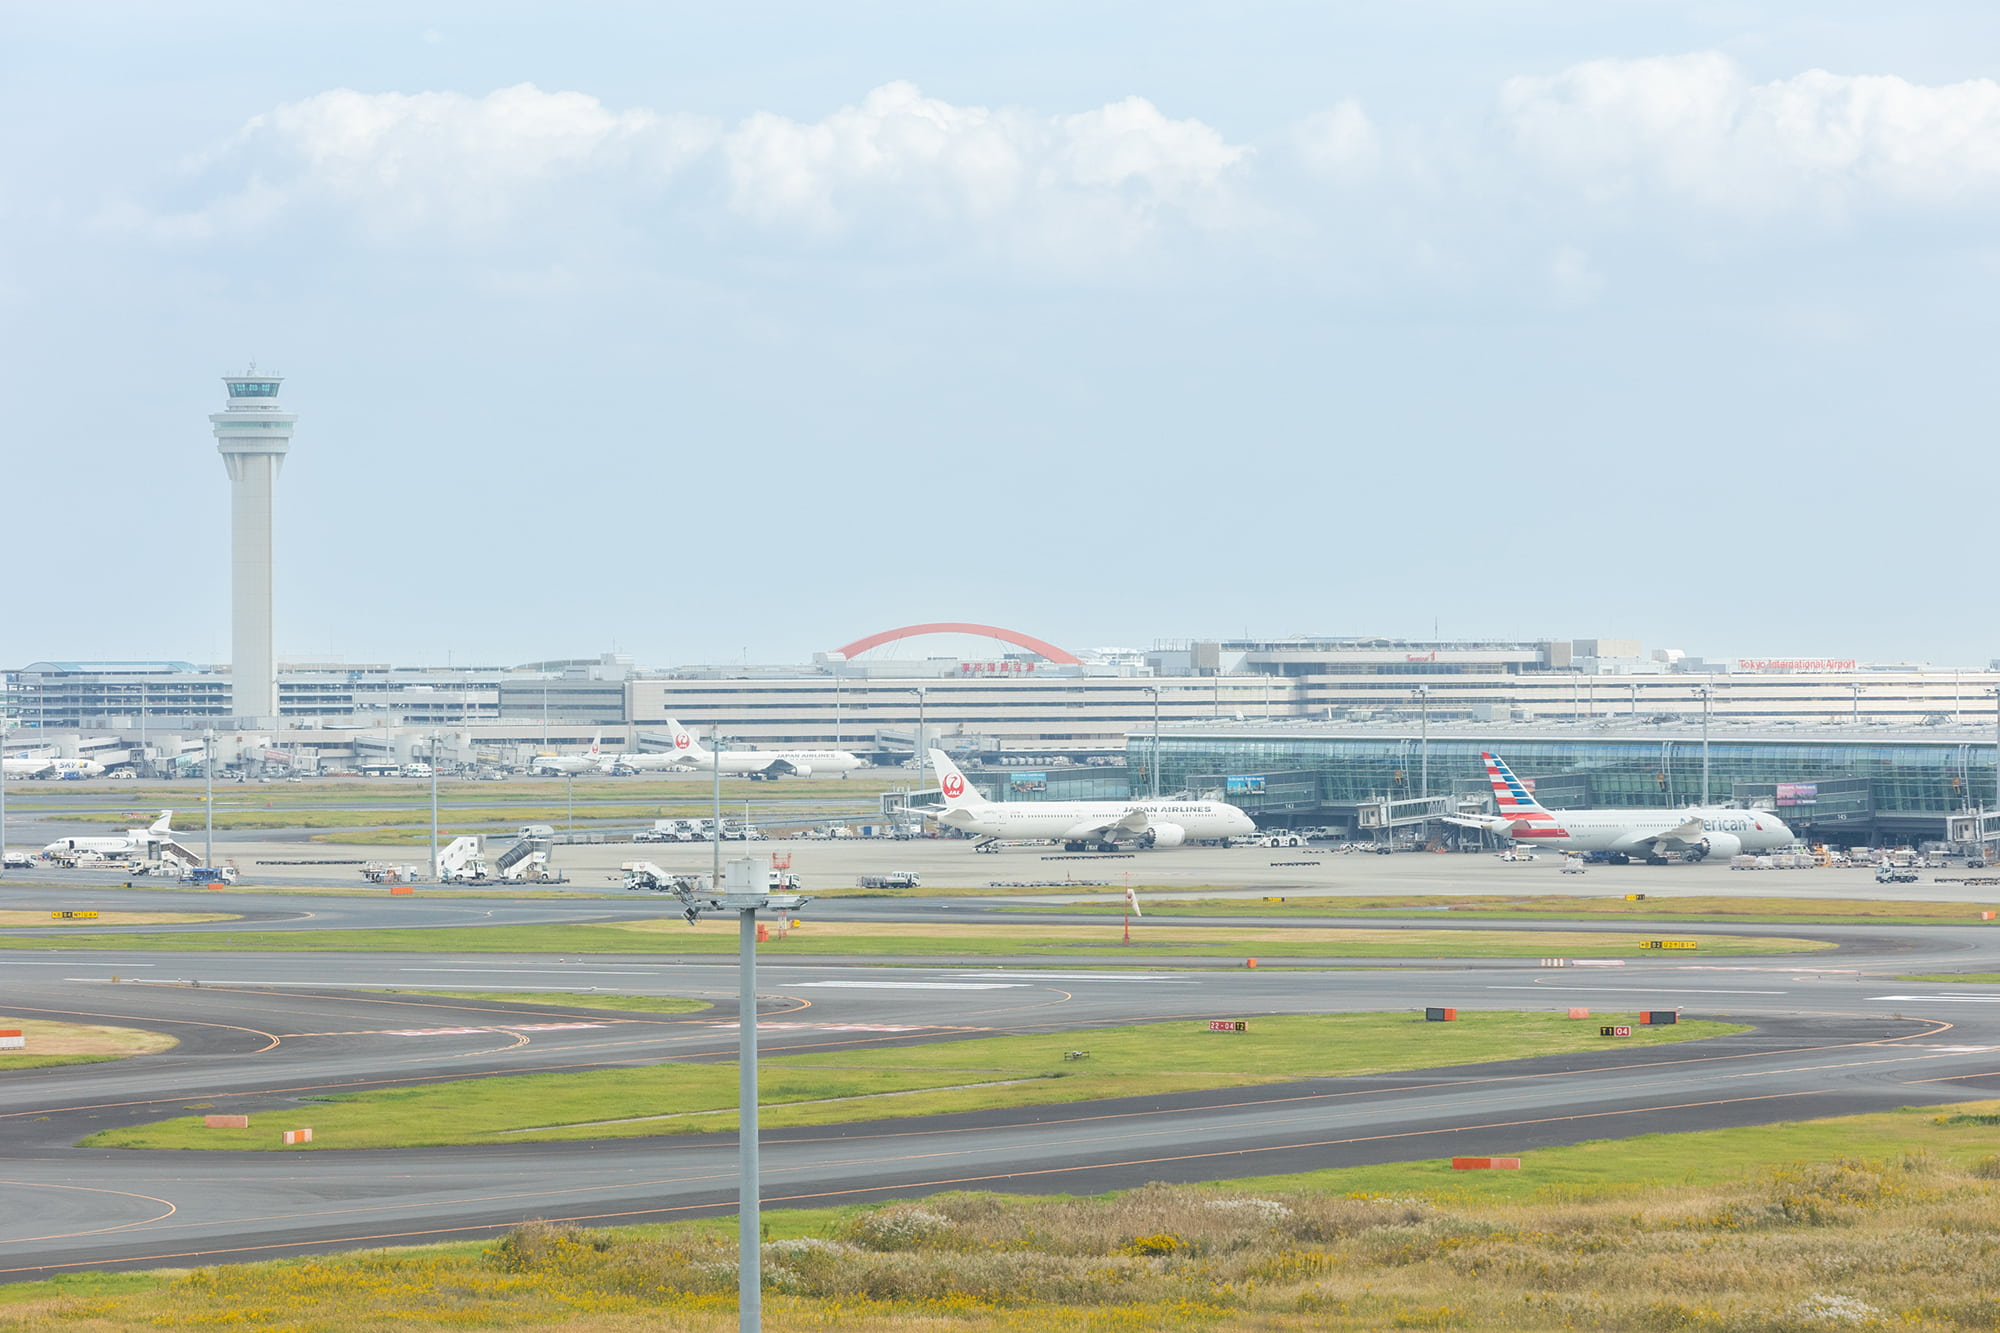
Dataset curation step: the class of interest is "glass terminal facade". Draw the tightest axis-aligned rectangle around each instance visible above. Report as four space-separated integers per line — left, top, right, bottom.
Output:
1138 728 2000 843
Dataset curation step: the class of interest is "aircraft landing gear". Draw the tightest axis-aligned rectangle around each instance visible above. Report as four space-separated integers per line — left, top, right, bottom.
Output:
1607 853 1630 866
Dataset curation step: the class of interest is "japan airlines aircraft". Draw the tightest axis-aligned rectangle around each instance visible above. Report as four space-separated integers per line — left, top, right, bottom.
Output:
531 733 606 776
919 749 1255 851
643 720 866 779
42 811 175 856
1447 752 1794 862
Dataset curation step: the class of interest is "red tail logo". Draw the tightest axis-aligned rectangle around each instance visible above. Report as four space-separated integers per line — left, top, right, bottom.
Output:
941 773 966 799
673 733 692 750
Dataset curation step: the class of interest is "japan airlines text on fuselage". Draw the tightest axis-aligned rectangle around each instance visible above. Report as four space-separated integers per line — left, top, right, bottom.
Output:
925 748 1254 847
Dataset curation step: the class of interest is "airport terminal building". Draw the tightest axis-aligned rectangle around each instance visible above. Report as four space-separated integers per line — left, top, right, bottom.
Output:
1134 719 2000 848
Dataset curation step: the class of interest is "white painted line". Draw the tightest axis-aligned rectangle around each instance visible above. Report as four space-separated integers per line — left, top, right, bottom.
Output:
1480 976 1792 984
791 981 1023 991
4 961 156 967
1485 985 1788 995
1871 995 2000 1003
401 967 659 975
950 971 1187 982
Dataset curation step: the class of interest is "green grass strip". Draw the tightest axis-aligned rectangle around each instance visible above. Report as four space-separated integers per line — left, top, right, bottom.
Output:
1009 892 2000 926
0 920 1831 957
85 1010 1739 1151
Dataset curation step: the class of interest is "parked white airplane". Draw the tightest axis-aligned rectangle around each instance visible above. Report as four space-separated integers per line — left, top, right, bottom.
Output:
3 753 53 778
45 758 106 779
642 720 865 779
531 733 606 776
919 749 1255 850
1447 752 1794 863
42 811 175 857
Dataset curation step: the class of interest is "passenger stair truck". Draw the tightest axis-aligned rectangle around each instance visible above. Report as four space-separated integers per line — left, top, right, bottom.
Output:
434 836 489 884
494 834 556 882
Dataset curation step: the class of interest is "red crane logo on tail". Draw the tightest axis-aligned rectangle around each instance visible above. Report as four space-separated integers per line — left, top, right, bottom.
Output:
673 732 692 750
941 773 966 799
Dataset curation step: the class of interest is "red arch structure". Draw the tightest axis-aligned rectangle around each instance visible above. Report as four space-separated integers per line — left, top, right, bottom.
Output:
830 622 1084 666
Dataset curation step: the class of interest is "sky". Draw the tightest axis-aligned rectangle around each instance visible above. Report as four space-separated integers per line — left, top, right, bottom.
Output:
5 2 1999 671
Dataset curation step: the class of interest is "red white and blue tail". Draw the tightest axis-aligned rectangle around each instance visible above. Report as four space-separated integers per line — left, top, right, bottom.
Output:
1482 752 1565 837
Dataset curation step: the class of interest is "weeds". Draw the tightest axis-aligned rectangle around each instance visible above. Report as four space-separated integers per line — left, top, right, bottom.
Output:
12 1154 2000 1330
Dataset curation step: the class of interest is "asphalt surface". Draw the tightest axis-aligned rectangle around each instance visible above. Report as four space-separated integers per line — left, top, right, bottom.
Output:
4 885 2000 1277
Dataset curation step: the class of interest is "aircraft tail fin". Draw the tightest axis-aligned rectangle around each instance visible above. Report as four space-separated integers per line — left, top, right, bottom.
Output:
149 811 174 835
661 719 709 762
1482 752 1550 816
927 748 987 808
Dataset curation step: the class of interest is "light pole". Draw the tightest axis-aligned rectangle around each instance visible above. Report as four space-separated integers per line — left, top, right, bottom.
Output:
430 729 442 882
833 674 841 748
1414 685 1430 799
1692 685 1711 806
1144 686 1160 799
712 725 724 888
0 711 11 877
203 728 215 867
909 688 927 802
1851 682 1862 724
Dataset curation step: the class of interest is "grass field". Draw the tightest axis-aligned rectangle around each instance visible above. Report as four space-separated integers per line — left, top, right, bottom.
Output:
82 1010 1738 1150
1014 892 2000 925
0 917 1833 957
368 990 713 1015
21 1099 2000 1332
0 1015 179 1071
1898 973 2000 985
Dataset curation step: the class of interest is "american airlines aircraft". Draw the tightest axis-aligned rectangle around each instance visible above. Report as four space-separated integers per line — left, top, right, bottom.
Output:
42 811 176 857
1447 752 1795 863
642 721 865 780
919 749 1255 851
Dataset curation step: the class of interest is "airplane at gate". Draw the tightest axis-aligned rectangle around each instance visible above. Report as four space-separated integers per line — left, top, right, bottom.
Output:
637 720 865 779
918 749 1255 851
1446 752 1794 863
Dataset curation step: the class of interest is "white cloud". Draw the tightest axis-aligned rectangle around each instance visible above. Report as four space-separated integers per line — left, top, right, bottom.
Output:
722 81 1249 246
172 83 716 238
1290 99 1381 179
145 80 1247 261
1499 53 2000 214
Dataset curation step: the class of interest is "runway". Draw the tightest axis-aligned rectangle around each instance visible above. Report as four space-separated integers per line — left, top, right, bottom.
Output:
4 917 2000 1277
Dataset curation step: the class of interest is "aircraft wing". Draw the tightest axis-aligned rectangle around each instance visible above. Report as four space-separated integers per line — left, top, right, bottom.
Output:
1062 810 1152 840
1443 815 1508 832
1637 817 1708 848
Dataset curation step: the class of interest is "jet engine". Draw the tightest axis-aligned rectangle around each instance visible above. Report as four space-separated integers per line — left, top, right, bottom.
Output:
1143 823 1187 849
1692 833 1742 862
784 763 813 778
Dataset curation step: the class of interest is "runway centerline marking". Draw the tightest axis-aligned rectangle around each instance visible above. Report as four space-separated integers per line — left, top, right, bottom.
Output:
401 968 662 976
1480 976 1792 984
1486 985 1789 995
1871 995 2000 1002
792 981 1024 991
950 971 1188 982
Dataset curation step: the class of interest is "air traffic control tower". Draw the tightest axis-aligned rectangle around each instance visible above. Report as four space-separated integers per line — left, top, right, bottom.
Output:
210 369 296 722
